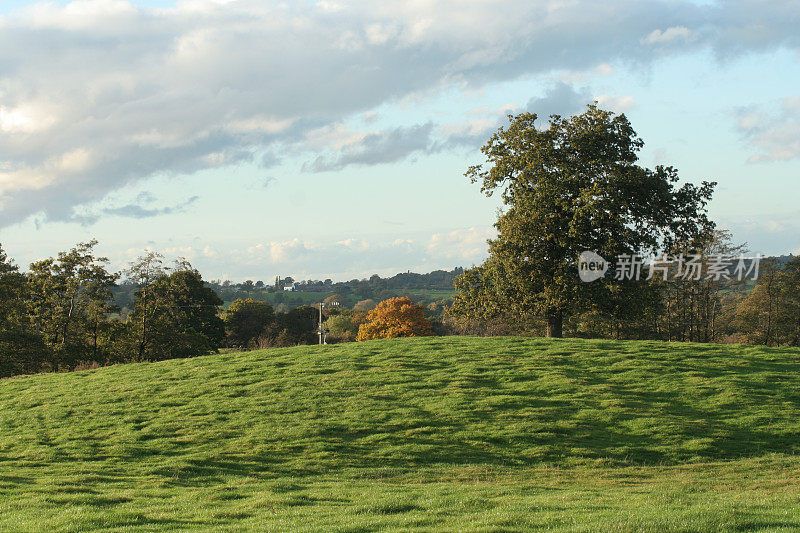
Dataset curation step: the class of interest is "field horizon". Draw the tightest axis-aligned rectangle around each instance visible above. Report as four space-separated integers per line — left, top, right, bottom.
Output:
2 336 800 531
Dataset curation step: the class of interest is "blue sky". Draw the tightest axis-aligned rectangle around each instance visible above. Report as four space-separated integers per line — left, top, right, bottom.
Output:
1 0 798 281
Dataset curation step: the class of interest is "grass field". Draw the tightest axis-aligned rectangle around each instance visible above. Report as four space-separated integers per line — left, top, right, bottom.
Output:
1 336 800 531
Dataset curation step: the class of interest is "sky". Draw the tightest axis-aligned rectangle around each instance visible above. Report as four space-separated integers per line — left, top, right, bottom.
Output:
0 0 798 282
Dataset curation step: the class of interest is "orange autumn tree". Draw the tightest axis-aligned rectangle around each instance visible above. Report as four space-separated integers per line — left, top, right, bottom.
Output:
356 297 434 341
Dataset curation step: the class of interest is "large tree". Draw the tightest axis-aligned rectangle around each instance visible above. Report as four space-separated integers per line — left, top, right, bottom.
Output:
451 105 715 337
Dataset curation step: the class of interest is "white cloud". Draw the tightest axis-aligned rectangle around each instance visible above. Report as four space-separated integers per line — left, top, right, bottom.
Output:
337 238 370 251
303 123 437 172
268 239 308 263
765 220 786 232
735 95 800 163
594 94 637 113
0 104 57 133
21 0 138 31
427 226 495 262
557 62 616 84
111 227 493 281
303 123 368 151
1 0 799 226
642 26 694 45
244 239 312 264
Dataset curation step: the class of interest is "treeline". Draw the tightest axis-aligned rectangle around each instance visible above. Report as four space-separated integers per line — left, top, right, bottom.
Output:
224 296 435 349
0 242 324 378
3 234 798 379
107 269 461 314
1 242 218 377
447 231 800 346
204 269 462 310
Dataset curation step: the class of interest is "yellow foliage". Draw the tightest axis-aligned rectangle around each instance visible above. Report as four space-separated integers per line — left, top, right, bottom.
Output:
356 297 433 341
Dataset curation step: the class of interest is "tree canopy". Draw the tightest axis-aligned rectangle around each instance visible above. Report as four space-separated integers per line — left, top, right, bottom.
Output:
224 298 275 349
126 256 224 361
357 297 433 341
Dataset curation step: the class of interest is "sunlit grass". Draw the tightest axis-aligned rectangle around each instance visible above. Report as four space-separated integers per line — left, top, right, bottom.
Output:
1 336 799 531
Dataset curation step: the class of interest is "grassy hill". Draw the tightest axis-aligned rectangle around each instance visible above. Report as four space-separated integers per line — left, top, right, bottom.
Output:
1 337 800 531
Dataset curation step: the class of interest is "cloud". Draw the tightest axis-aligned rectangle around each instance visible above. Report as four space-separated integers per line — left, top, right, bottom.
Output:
557 63 616 84
427 226 495 262
337 238 370 251
71 192 199 225
734 95 800 162
641 26 695 45
303 123 436 172
102 194 199 219
526 82 592 121
594 94 637 113
718 215 800 256
437 103 520 149
304 83 628 171
130 226 495 281
1 0 799 226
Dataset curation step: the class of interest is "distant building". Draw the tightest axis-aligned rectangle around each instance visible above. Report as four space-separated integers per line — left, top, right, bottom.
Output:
283 283 296 292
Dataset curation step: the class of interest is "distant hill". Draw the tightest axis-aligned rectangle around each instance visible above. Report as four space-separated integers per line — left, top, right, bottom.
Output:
113 267 463 311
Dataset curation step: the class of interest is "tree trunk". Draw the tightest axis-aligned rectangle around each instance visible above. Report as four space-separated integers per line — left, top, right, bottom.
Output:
546 310 563 338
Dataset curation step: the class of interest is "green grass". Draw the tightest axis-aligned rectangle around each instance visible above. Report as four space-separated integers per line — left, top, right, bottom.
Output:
1 336 800 531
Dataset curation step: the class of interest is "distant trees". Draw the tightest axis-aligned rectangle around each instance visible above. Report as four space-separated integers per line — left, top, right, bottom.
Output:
1 242 455 377
271 306 318 346
656 230 747 343
781 257 800 345
221 302 321 349
357 297 433 341
323 314 359 342
734 256 800 346
0 242 230 377
353 299 377 312
224 299 275 348
4 233 800 379
450 105 715 337
323 309 369 343
0 245 47 377
126 257 224 361
203 269 463 311
26 241 119 368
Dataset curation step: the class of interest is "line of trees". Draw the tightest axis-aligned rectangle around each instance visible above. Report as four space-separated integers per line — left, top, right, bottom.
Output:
734 256 800 346
0 241 355 378
222 296 435 349
223 298 319 349
200 269 463 312
1 242 227 377
3 232 797 380
445 247 800 346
